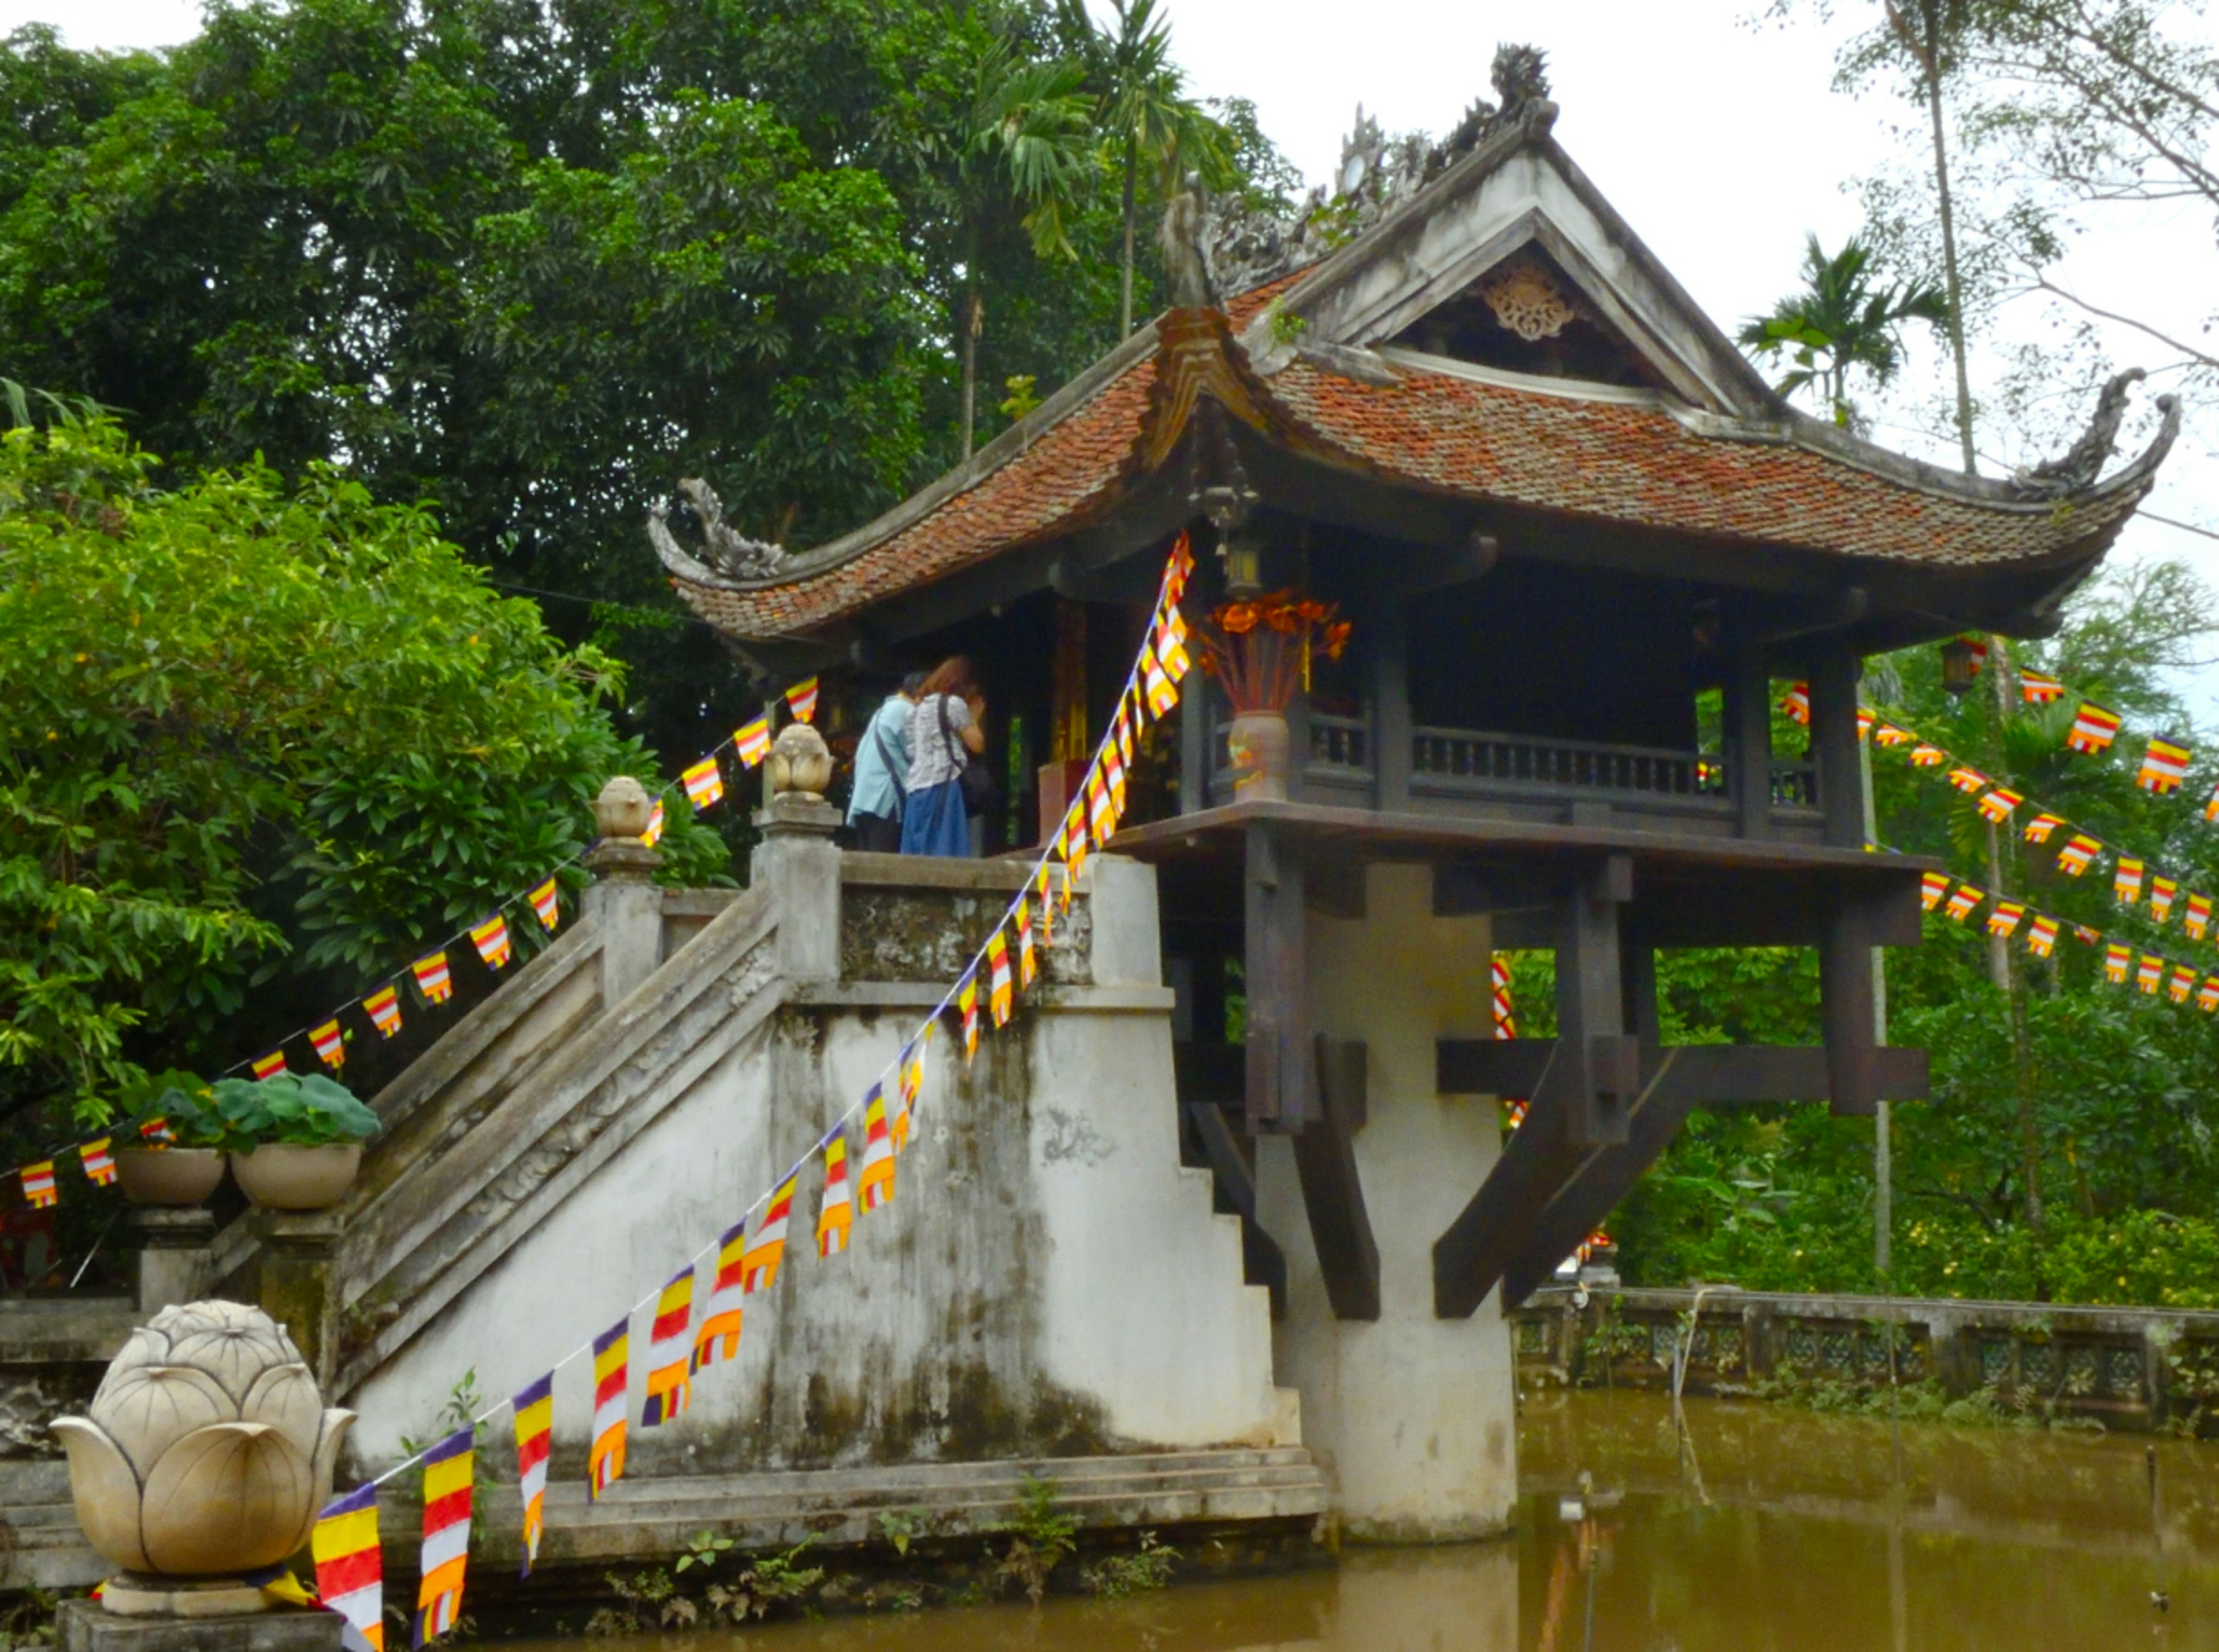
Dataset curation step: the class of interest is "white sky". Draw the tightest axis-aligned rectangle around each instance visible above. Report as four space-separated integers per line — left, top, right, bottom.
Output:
13 0 2219 711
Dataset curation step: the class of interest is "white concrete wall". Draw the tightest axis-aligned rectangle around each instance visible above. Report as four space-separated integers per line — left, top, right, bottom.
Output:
347 857 1282 1475
1257 861 1516 1540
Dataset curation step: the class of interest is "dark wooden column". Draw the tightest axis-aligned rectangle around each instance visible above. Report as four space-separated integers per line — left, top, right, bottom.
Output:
1244 819 1311 1133
1180 681 1212 814
1555 854 1638 1148
1821 888 1880 1117
1370 591 1412 810
1293 1036 1379 1319
1724 631 1772 840
1808 633 1866 851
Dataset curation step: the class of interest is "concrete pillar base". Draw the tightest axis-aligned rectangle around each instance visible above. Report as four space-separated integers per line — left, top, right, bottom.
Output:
132 1208 214 1313
56 1599 340 1651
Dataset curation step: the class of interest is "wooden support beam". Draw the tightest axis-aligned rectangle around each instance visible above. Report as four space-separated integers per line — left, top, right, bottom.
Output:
1725 629 1772 841
1433 1042 1586 1318
1437 1039 1929 1104
1179 682 1212 815
1292 1037 1379 1320
1244 819 1311 1134
1807 630 1867 852
1556 854 1636 1148
1821 889 1881 1117
1185 1101 1286 1319
1370 590 1412 810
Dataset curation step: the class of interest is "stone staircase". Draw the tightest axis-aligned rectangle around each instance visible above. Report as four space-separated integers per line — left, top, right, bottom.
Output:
0 1460 102 1590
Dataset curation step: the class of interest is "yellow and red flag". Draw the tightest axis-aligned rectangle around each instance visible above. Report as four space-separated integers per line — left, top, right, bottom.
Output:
470 912 512 971
2187 892 2213 941
2150 876 2179 924
682 756 724 811
2170 965 2197 1005
741 1175 797 1294
1873 723 1913 748
529 878 561 932
2024 914 2059 958
2201 977 2219 1014
1986 901 2025 940
511 1372 552 1577
251 1050 287 1081
2139 737 2192 793
785 677 819 724
1016 899 1037 989
1943 885 1982 923
1780 684 1810 725
2022 812 2064 844
816 1129 853 1258
1492 954 1517 1037
2020 667 2065 704
413 951 453 1004
2068 701 2122 755
1976 787 2022 823
1909 743 1947 767
20 1161 55 1209
311 1485 384 1652
365 985 404 1037
640 1268 693 1428
1856 707 1874 742
2058 834 2101 877
858 1086 896 1214
311 1020 345 1070
78 1138 115 1187
692 1222 746 1372
2114 857 2146 907
986 929 1013 1027
2105 943 2132 984
641 799 665 848
895 1035 926 1153
588 1319 628 1500
414 1426 474 1645
2138 954 2164 994
1920 871 1951 912
958 969 980 1064
735 717 772 767
1946 766 1990 796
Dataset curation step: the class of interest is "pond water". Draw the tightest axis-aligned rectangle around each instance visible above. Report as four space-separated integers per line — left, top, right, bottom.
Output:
509 1390 2219 1649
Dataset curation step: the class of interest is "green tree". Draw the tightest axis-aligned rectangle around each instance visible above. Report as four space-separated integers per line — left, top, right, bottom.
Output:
1738 233 1951 429
0 400 723 1128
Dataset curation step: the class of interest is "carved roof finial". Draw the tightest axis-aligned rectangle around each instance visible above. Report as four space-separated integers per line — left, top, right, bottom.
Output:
1158 177 1219 310
2010 369 2155 499
1490 43 1550 113
647 477 787 583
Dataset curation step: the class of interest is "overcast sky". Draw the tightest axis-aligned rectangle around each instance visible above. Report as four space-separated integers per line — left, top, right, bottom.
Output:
11 0 2218 709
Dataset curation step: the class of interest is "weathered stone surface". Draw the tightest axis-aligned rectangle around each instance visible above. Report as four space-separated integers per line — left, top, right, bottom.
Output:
56 1601 341 1652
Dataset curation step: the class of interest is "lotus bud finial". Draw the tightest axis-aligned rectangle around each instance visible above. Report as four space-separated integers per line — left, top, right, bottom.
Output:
53 1300 354 1597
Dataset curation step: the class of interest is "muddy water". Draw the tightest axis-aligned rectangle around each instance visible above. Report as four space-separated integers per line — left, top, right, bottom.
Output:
510 1390 2219 1649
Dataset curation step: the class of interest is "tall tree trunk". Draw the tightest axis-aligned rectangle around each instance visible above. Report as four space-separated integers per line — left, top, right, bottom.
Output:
1119 133 1138 339
1916 0 1980 475
1985 636 2044 1236
959 280 982 459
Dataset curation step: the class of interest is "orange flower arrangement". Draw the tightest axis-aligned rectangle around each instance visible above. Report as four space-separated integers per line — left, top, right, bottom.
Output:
1197 589 1352 714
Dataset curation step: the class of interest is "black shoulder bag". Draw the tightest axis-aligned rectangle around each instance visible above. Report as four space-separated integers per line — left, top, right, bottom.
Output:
939 695 999 815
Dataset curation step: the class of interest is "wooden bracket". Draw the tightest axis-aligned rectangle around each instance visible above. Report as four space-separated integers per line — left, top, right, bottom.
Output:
1293 1037 1379 1320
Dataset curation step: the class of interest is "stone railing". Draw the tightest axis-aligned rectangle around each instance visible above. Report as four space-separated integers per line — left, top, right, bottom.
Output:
1514 1284 2219 1432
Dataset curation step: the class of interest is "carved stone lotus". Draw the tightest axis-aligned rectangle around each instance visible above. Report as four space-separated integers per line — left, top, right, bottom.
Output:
53 1301 353 1580
769 723 834 799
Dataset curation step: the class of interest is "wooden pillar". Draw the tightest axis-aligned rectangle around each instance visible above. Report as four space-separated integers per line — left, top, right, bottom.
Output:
1821 890 1881 1117
1244 819 1311 1134
1725 632 1772 839
1180 681 1212 813
1808 633 1865 851
1371 591 1412 811
1555 855 1637 1148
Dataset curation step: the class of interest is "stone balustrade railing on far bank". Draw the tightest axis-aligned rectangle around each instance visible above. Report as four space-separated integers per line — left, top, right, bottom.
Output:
1515 1284 2219 1432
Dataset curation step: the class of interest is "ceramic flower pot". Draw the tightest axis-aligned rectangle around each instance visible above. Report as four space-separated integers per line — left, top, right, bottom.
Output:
114 1148 226 1207
51 1300 352 1596
228 1144 362 1212
1227 711 1291 803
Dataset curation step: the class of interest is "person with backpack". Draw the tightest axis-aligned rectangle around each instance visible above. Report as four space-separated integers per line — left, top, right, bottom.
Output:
847 671 923 852
900 656 989 857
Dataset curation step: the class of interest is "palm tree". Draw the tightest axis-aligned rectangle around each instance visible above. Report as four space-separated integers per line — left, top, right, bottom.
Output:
1739 233 1950 430
948 31 1094 456
1063 0 1231 337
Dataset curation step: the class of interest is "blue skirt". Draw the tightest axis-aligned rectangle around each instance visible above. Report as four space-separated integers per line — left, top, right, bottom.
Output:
900 778 971 857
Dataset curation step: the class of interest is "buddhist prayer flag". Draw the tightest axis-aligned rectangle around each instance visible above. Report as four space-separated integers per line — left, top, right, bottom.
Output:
1086 766 1116 845
312 1485 384 1652
986 930 1013 1027
1141 636 1177 718
1780 684 1811 725
530 879 561 932
641 1268 693 1428
413 1427 473 1647
2105 944 2132 984
2206 782 2219 825
470 913 511 971
858 1086 896 1214
20 1161 55 1209
742 1175 796 1294
895 1037 926 1153
2151 876 2179 924
1016 899 1037 989
1156 599 1191 680
735 717 773 767
1116 701 1137 770
251 1050 287 1081
1976 787 2022 823
641 799 665 848
682 756 724 811
2171 965 2197 1005
77 1138 114 1187
1986 901 2025 940
2020 667 2066 704
413 952 453 1005
588 1320 628 1499
2025 914 2060 958
692 1222 745 1371
1103 738 1127 815
1919 871 1950 912
2068 702 2122 755
311 1020 345 1070
1034 863 1056 941
1492 955 1517 1037
1943 885 1982 923
958 969 980 1063
785 677 819 724
1856 707 1874 741
1168 530 1195 597
2023 813 2064 844
1946 766 1990 795
2139 955 2165 995
2074 924 2103 948
2200 977 2219 1014
1062 802 1090 888
2188 893 2214 941
2139 737 2192 793
511 1373 552 1577
138 1118 173 1146
2058 834 2101 876
2114 858 2146 906
1909 744 1947 768
1873 723 1913 748
815 1130 853 1258
365 986 403 1038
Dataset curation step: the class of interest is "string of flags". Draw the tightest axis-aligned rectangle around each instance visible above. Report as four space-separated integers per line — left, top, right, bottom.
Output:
302 536 1197 1647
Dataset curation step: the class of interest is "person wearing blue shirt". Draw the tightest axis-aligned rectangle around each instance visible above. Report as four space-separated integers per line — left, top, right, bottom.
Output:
848 673 923 852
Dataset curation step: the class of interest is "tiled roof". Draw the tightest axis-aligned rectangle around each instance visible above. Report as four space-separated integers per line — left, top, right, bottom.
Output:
1265 359 2147 569
667 316 2155 641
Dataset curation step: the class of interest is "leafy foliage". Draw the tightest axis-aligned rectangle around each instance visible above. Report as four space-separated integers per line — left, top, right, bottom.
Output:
1738 233 1951 429
0 404 722 1127
208 1072 380 1149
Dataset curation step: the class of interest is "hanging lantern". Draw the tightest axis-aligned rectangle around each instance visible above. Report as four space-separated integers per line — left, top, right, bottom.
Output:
1940 635 1984 696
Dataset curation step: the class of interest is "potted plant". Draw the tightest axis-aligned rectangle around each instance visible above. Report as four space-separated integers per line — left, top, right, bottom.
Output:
114 1072 229 1206
216 1074 381 1211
